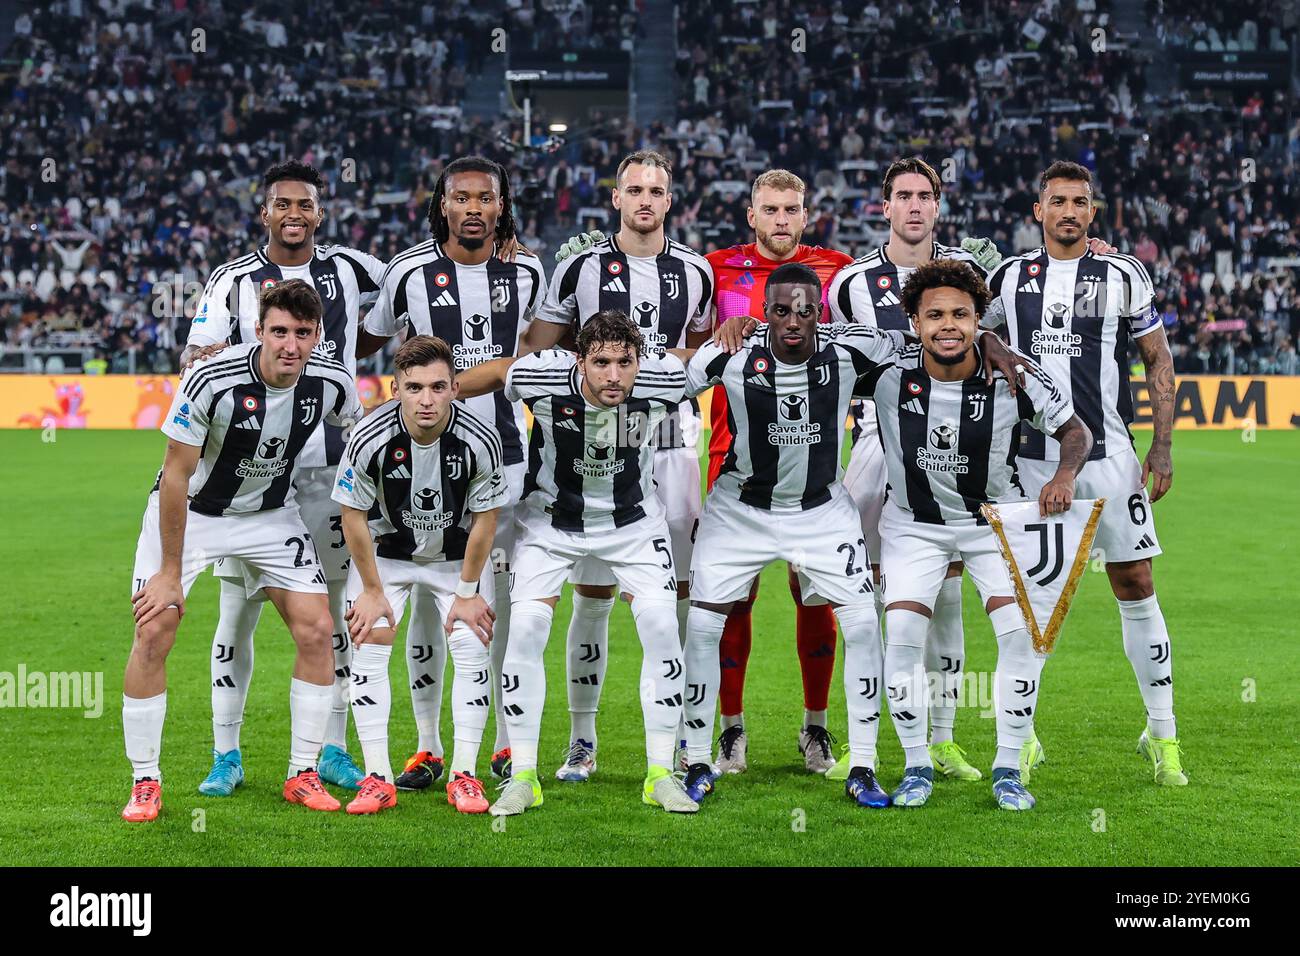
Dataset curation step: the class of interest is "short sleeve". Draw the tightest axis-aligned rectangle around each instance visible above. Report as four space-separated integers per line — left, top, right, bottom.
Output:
187 268 237 348
161 370 210 446
1019 359 1074 436
535 254 584 326
331 443 379 511
503 349 576 402
632 351 687 404
362 266 404 338
1121 258 1160 338
467 458 509 513
687 262 714 332
684 341 731 397
326 376 364 431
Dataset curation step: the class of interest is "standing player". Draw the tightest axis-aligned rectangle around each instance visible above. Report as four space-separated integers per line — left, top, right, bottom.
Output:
332 336 507 815
984 161 1187 786
521 150 712 782
183 161 385 796
123 280 363 821
358 156 546 787
870 260 1093 810
702 169 855 774
455 311 698 815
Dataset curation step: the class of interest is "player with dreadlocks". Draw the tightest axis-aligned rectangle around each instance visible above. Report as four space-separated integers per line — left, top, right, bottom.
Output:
358 155 548 800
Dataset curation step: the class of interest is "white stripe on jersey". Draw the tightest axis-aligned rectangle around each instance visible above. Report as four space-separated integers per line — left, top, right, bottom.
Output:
986 248 1158 461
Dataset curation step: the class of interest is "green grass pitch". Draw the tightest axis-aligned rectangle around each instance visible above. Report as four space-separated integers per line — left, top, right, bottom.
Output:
1 427 1295 866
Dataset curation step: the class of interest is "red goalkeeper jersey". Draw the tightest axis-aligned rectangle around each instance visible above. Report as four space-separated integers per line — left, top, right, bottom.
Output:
703 243 854 482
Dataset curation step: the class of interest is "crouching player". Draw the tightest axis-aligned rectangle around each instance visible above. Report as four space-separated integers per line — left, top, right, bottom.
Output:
332 336 507 814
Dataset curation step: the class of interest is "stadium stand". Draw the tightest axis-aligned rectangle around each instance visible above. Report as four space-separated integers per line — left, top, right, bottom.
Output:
0 0 1296 375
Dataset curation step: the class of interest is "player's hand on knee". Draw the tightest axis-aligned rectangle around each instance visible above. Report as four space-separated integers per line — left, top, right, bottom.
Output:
345 588 394 645
554 230 604 263
713 316 760 353
132 573 184 625
184 343 228 369
1037 475 1074 517
446 595 495 646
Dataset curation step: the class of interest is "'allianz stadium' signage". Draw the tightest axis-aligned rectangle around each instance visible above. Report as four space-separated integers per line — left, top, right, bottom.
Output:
1177 52 1290 88
511 51 630 89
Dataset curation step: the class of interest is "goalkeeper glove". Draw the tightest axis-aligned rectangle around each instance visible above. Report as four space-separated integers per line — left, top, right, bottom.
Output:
960 236 1003 273
554 230 606 263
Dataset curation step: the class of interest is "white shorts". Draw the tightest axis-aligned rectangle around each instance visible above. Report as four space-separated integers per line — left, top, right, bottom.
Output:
131 493 326 599
511 507 678 605
490 461 527 573
345 552 495 631
690 486 874 608
842 429 888 564
877 501 1013 611
570 446 701 587
1016 449 1161 563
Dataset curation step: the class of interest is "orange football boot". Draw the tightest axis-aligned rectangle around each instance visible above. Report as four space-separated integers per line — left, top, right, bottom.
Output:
283 769 342 811
446 771 490 814
346 774 397 815
121 778 162 822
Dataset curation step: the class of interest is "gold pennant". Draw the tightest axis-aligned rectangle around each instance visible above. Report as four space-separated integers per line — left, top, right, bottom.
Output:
980 499 1106 654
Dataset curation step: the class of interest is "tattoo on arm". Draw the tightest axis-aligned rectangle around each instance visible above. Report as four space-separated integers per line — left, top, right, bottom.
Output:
1053 417 1094 476
1137 329 1175 449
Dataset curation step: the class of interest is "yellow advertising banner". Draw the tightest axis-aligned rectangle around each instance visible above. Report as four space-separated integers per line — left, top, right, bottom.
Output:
2 374 1297 431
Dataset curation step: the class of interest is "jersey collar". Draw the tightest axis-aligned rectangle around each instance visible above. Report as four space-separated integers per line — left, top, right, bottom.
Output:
610 233 669 257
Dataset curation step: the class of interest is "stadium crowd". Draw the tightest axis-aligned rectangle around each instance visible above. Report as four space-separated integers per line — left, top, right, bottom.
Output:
1 0 1297 375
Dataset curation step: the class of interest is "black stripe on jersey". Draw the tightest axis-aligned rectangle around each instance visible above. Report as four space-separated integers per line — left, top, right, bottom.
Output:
486 257 526 465
556 252 592 307
1072 255 1111 459
512 258 544 315
740 345 779 510
233 262 287 345
837 274 857 323
309 254 353 363
436 428 471 560
547 396 589 532
955 378 995 522
379 239 437 285
375 432 418 561
896 368 943 524
259 375 326 511
1013 252 1048 459
453 404 505 472
332 248 381 294
688 260 714 312
653 253 690 348
191 382 266 516
420 255 463 340
347 404 400 465
610 397 650 528
597 249 631 319
801 354 840 508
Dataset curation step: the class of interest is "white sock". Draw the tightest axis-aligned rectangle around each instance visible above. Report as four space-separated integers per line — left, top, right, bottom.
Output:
675 596 690 746
926 575 963 745
288 678 332 777
835 602 883 770
124 691 167 780
884 608 931 768
489 569 512 753
324 579 352 750
565 593 614 748
406 588 447 757
350 643 393 780
632 598 684 771
448 625 492 777
502 601 554 774
722 712 744 730
684 606 727 765
1119 594 1177 739
210 582 260 753
803 708 828 729
989 604 1045 771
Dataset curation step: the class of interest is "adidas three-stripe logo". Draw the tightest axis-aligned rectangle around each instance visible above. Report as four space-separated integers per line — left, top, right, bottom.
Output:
1135 533 1156 549
1018 278 1041 294
431 289 457 307
602 276 627 293
901 398 924 415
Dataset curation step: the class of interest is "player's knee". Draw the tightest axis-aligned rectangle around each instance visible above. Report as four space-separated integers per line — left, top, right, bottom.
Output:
832 601 880 643
507 601 554 657
290 613 334 657
945 560 964 578
574 583 616 599
1107 560 1154 600
133 618 177 664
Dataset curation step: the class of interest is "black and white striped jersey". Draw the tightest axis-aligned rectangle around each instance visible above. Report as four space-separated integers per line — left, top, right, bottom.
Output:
985 249 1159 462
828 241 988 439
331 399 508 563
363 240 547 468
161 343 362 517
684 324 908 511
187 244 385 377
862 342 1074 526
503 349 687 532
537 234 713 449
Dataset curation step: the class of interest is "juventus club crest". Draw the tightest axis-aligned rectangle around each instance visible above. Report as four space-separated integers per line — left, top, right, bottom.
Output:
661 272 680 300
812 363 832 387
491 276 512 312
444 454 463 480
967 393 986 422
317 272 338 301
299 396 318 425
